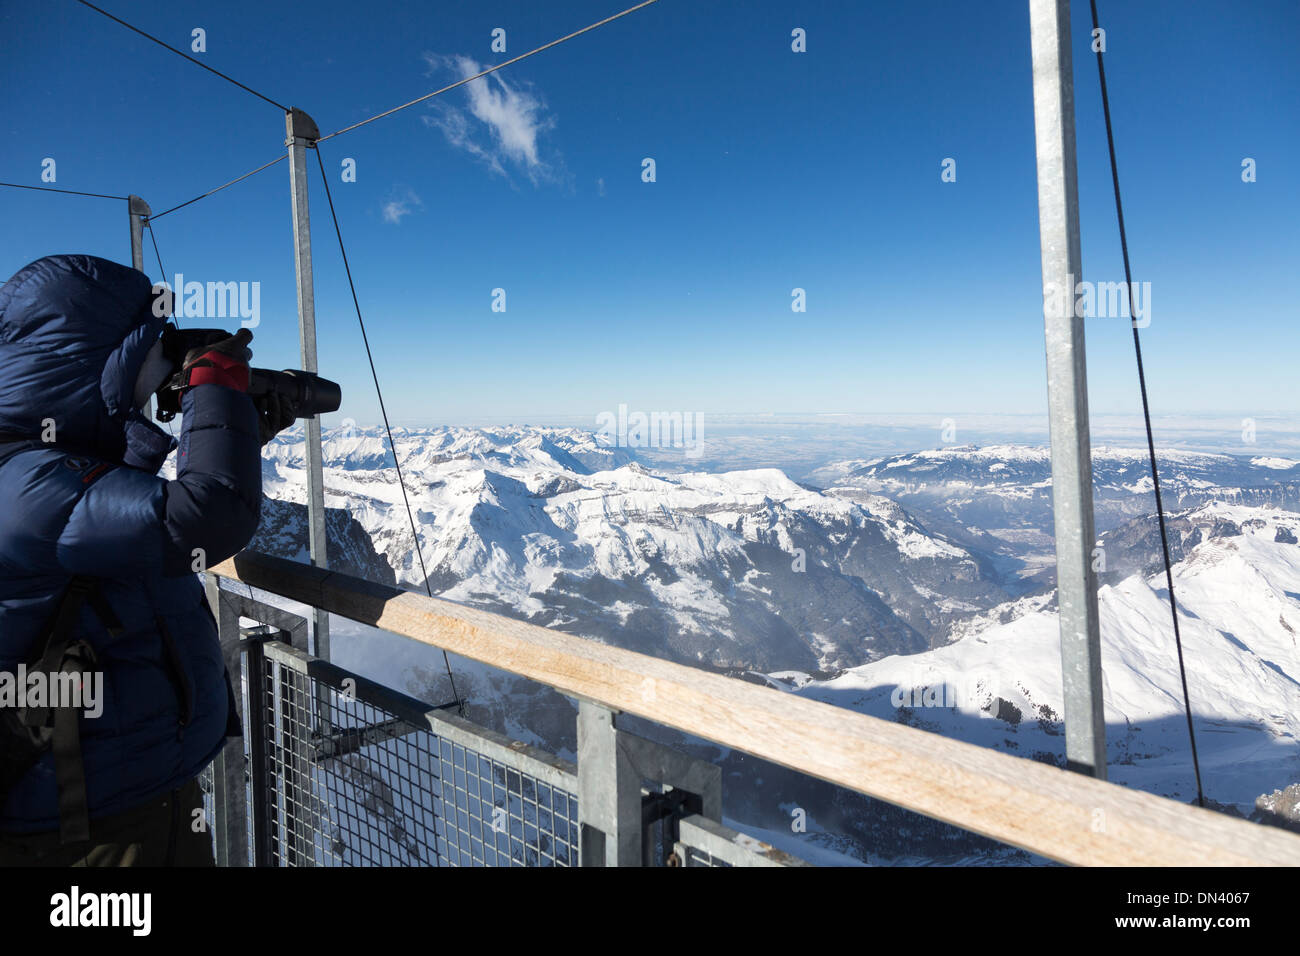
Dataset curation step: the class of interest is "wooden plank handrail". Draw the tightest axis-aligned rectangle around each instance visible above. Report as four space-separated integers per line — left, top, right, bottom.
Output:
210 550 1300 866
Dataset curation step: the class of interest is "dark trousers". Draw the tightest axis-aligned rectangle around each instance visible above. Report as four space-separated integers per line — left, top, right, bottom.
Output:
0 776 214 867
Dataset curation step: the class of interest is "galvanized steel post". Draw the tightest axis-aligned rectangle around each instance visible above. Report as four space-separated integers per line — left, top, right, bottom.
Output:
204 575 250 865
127 195 150 271
284 108 331 667
577 702 643 866
1028 0 1107 776
128 195 157 421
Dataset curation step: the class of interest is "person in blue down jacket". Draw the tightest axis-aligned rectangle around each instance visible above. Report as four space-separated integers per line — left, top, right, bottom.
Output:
0 254 284 866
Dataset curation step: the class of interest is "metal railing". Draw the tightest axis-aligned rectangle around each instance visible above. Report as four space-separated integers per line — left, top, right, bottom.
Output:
201 573 797 867
202 549 1300 867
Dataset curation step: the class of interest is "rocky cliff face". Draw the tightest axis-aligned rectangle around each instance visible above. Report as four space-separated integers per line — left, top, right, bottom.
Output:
247 495 397 587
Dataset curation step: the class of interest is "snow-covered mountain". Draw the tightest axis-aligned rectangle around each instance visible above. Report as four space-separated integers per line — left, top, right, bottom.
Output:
247 495 397 586
789 501 1300 821
814 444 1300 593
257 425 1011 671
812 444 1300 510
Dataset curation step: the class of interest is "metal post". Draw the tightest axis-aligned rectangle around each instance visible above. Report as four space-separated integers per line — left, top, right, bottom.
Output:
622 729 721 865
216 592 310 865
128 195 159 421
1028 0 1107 777
285 108 330 667
576 702 642 866
127 195 150 271
243 632 273 867
204 575 251 865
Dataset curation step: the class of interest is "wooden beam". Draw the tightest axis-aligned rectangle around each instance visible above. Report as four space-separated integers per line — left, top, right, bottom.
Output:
211 551 1300 866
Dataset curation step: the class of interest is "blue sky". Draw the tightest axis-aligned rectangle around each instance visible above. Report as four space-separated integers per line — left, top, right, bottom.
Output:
2 0 1296 431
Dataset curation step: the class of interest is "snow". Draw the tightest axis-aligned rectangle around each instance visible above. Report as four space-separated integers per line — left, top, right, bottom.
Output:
796 502 1300 812
1251 457 1299 470
259 425 980 636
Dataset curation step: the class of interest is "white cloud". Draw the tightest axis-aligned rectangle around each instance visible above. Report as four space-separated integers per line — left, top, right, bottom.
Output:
382 186 423 224
421 53 561 185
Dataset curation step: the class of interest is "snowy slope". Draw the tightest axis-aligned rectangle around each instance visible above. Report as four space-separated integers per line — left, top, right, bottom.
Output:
257 425 1010 671
794 502 1300 811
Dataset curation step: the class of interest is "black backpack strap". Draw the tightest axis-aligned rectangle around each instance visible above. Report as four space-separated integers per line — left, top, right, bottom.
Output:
84 588 123 639
50 657 94 845
20 576 117 845
30 579 95 672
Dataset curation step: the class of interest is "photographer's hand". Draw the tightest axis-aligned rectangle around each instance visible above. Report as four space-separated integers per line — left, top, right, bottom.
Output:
180 328 253 392
254 391 297 446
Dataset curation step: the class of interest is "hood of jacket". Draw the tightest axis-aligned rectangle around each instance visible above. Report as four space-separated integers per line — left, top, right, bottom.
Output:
0 254 176 471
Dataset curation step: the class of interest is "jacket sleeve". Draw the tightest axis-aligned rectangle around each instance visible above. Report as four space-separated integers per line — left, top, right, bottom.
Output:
55 384 263 577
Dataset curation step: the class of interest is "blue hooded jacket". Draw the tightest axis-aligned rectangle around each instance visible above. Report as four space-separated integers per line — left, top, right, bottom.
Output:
0 254 262 833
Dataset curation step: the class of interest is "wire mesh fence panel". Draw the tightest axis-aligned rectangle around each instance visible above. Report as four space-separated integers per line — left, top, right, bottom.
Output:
253 641 579 867
433 736 580 866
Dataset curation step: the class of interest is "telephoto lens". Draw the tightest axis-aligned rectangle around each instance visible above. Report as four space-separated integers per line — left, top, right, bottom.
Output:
247 369 342 418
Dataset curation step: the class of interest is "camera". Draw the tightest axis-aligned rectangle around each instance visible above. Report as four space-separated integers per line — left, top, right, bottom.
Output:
152 323 342 423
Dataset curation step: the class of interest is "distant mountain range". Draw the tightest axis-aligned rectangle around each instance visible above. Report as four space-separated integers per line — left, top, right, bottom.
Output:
812 444 1300 593
226 428 1300 863
257 426 1015 670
